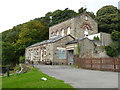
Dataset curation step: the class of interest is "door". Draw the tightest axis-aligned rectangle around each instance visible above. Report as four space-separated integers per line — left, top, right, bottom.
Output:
67 50 74 65
40 49 43 61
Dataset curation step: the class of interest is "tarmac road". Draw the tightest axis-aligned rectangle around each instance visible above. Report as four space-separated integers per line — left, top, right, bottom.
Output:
35 65 118 88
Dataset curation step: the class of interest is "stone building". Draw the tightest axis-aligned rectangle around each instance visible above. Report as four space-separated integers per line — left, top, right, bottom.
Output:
25 12 112 65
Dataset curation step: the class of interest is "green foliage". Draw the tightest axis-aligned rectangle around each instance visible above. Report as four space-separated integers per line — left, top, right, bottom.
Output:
2 42 17 66
50 8 77 26
105 46 118 57
13 64 21 72
105 42 119 57
78 7 86 14
2 68 73 88
13 64 31 74
19 56 25 63
32 67 39 71
111 30 120 41
96 5 119 33
94 36 99 40
21 64 31 73
2 7 94 66
2 20 49 66
4 6 119 65
97 5 118 16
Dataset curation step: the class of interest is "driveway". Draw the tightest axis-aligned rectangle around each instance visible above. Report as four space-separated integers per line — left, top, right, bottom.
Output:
35 65 118 88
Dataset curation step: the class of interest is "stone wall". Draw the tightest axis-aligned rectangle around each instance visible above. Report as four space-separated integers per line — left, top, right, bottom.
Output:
53 35 75 64
49 18 74 38
25 43 53 64
25 35 74 65
73 14 98 39
100 32 113 46
78 38 109 58
49 12 98 39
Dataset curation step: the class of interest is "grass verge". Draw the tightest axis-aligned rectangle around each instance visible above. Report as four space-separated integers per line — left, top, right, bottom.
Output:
2 67 73 88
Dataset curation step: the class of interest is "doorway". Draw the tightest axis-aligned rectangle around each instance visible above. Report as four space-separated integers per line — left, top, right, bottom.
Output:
67 50 74 65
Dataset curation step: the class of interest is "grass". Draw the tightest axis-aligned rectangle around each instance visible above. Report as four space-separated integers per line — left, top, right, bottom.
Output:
2 68 73 88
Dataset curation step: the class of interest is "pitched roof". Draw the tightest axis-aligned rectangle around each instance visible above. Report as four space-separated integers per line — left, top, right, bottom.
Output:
66 37 102 46
27 34 75 48
66 37 86 45
49 12 97 28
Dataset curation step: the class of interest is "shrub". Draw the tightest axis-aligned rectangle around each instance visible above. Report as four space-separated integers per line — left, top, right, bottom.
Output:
13 64 32 74
105 42 119 57
19 56 25 63
13 64 21 73
21 64 31 73
94 36 99 40
111 30 120 41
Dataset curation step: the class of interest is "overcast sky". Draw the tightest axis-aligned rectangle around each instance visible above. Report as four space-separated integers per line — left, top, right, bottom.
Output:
0 0 119 33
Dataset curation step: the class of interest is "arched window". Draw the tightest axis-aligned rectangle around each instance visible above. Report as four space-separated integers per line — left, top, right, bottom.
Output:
61 29 64 36
67 27 70 35
84 27 88 37
57 31 59 36
85 16 88 20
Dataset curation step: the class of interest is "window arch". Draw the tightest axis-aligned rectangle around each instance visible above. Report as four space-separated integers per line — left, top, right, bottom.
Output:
56 31 59 36
81 22 92 30
84 27 88 37
61 29 64 36
85 15 88 20
67 27 70 35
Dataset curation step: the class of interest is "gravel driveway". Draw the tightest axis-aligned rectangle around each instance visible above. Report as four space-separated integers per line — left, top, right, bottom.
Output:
35 65 118 88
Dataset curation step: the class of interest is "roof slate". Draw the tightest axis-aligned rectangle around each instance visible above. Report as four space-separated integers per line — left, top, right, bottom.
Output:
27 34 75 48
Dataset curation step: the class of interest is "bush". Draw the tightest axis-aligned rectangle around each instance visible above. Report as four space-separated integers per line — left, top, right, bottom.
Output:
111 30 120 41
19 56 25 63
21 64 31 73
13 64 21 73
13 64 32 74
105 45 118 57
31 67 39 71
94 36 99 40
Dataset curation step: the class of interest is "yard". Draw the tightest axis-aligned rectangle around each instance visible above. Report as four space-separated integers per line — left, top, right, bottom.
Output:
2 67 73 88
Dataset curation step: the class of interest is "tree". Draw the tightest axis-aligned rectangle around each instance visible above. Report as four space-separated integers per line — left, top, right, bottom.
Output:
78 7 86 14
96 5 119 33
35 8 77 27
14 20 49 60
105 42 119 57
111 30 120 41
2 42 16 66
2 20 49 66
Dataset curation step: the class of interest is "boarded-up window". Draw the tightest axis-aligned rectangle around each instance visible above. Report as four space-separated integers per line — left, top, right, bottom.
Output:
58 49 66 59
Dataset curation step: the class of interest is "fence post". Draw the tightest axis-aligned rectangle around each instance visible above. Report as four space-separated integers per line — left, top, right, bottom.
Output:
113 58 116 72
100 58 102 71
91 58 92 70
